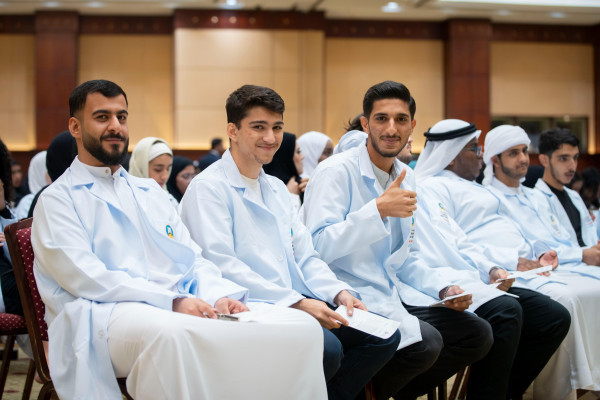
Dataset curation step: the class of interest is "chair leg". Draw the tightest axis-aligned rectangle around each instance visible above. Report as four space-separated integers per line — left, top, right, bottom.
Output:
438 380 447 400
0 334 17 395
458 366 470 400
427 388 437 400
37 382 55 400
22 359 36 400
449 367 466 400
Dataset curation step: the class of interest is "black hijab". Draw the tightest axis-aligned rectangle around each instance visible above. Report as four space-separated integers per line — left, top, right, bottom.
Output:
264 132 298 184
167 156 193 202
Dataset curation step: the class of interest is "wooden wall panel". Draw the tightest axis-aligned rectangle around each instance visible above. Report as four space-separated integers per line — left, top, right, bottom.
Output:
444 19 492 141
35 12 78 149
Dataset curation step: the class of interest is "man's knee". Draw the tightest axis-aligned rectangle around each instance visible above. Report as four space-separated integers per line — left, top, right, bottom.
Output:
322 327 343 382
398 321 442 371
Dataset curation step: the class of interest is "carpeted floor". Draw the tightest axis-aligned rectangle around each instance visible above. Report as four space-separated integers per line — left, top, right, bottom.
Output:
2 358 42 400
2 356 598 399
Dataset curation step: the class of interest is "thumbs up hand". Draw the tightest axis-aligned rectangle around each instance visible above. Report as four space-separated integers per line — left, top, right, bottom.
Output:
376 169 417 219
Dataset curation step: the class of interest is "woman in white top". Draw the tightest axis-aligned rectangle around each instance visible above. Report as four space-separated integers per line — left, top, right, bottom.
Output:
297 131 333 178
129 137 178 208
15 151 50 219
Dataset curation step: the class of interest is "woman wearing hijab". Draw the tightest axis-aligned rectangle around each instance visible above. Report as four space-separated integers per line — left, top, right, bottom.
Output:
297 131 333 178
264 132 306 216
166 156 196 203
129 137 178 208
15 151 50 219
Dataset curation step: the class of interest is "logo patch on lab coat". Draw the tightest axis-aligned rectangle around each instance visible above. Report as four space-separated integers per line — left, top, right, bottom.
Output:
407 217 415 247
549 215 562 235
438 202 450 224
166 225 174 239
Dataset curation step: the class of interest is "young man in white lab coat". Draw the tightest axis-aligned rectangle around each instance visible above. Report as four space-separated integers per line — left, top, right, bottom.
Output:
535 127 600 258
302 81 495 399
482 124 600 399
31 80 327 400
180 84 400 400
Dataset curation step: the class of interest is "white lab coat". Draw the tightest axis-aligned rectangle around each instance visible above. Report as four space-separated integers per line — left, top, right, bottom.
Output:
405 193 508 310
421 172 600 398
419 171 546 266
301 145 423 349
486 181 600 398
489 178 600 277
32 158 248 399
535 179 599 247
179 150 355 308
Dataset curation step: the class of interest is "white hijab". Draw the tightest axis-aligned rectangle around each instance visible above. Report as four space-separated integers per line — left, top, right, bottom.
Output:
333 130 367 154
414 119 481 181
129 137 173 190
27 151 49 193
482 125 530 186
297 131 331 177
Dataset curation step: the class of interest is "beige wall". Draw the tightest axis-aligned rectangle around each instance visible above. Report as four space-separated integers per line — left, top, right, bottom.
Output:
79 35 173 149
174 29 324 149
325 38 444 153
491 42 595 153
0 35 35 151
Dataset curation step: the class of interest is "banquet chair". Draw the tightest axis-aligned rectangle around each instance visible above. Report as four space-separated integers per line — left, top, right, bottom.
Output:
0 311 34 400
5 218 132 400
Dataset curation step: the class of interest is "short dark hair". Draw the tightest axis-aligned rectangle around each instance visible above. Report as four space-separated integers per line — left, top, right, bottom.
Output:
69 79 128 117
226 85 285 128
538 127 579 156
362 81 416 119
211 138 223 149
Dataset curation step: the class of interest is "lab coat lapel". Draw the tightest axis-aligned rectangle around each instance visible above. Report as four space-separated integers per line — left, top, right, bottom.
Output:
70 159 125 214
123 172 196 270
222 150 279 219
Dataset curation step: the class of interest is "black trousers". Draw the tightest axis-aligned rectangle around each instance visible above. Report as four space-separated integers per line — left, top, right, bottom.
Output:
469 287 571 400
373 304 494 399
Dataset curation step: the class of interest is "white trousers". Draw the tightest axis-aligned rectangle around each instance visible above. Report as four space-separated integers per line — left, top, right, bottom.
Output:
107 301 327 400
533 273 600 400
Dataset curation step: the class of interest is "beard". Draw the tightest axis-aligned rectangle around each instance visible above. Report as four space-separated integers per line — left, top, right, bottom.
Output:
369 131 406 158
82 131 129 166
499 159 528 181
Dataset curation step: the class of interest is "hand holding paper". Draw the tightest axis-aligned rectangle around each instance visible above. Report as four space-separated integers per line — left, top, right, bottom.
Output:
498 265 553 281
335 306 400 339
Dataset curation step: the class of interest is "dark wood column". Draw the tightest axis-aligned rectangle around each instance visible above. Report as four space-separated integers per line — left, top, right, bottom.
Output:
444 19 492 142
594 23 600 153
35 11 78 149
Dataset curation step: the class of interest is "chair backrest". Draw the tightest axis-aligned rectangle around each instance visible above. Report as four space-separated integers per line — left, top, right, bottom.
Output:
4 218 51 384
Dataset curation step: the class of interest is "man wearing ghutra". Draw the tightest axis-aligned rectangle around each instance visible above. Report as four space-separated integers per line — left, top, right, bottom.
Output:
482 124 600 400
414 119 570 400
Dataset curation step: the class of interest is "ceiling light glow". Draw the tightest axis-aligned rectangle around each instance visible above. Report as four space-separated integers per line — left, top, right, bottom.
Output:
221 0 243 9
549 11 566 17
382 1 402 12
44 2 61 7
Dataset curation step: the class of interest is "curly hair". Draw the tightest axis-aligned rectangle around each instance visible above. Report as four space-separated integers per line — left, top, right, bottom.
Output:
0 138 13 203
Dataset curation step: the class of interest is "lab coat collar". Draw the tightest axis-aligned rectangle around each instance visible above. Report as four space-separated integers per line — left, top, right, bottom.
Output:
221 149 280 212
535 179 554 198
357 144 408 192
490 176 522 197
69 157 152 211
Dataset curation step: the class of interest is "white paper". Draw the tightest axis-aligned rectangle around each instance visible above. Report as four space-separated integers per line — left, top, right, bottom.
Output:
429 291 473 307
335 306 400 339
497 265 553 281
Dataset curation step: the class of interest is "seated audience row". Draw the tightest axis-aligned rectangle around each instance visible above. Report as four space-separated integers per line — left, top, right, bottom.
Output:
2 78 598 400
